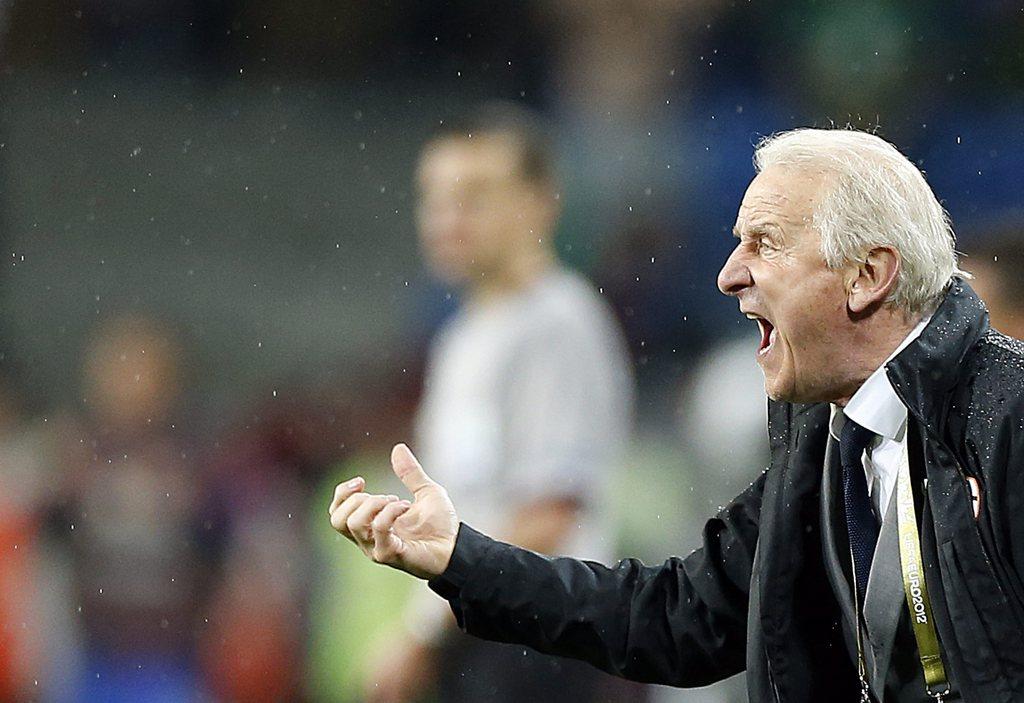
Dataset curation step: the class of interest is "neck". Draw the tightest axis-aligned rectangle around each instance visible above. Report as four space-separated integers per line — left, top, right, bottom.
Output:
832 307 922 407
467 247 556 304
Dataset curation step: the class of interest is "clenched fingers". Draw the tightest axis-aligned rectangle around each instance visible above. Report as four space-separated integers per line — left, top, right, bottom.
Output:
347 494 400 546
331 491 373 538
329 477 365 515
370 499 412 561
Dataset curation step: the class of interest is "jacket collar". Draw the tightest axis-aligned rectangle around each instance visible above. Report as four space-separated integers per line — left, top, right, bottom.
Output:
884 278 989 433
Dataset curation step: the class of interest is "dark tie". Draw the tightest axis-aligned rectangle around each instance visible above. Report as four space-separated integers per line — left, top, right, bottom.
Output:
841 418 879 606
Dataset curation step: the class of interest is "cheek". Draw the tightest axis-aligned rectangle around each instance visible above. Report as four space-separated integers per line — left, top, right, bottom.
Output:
790 312 848 373
776 277 847 350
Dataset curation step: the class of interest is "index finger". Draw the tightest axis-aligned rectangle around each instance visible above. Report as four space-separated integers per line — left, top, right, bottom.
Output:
329 476 366 515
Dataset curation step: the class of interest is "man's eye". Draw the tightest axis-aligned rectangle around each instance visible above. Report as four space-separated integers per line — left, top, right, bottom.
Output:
756 238 777 254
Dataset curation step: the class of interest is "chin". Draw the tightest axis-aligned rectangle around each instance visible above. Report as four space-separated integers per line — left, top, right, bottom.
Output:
765 386 795 403
768 382 838 405
763 376 804 404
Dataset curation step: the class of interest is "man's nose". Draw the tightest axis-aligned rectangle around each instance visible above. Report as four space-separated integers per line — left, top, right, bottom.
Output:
717 247 753 296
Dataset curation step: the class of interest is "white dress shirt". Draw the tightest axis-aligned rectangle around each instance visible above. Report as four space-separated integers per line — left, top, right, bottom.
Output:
829 315 930 519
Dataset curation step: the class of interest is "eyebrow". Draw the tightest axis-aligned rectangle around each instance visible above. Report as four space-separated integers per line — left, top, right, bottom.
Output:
732 224 763 239
733 222 786 244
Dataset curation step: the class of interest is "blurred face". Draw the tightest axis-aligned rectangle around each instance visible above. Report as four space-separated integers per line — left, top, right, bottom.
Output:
717 166 854 403
415 135 551 285
84 321 180 429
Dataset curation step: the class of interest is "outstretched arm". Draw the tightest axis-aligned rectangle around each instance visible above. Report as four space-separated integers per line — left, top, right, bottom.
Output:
328 444 764 687
429 475 763 686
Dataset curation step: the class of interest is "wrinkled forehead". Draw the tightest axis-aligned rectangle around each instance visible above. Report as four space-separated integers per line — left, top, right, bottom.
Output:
734 165 830 234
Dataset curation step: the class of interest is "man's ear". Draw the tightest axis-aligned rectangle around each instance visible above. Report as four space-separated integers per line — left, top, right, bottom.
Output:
848 246 900 313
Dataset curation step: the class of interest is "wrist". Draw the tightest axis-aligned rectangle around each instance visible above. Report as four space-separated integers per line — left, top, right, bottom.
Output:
428 523 494 599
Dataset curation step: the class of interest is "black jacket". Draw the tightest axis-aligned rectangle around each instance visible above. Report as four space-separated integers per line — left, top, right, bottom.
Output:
429 280 1024 702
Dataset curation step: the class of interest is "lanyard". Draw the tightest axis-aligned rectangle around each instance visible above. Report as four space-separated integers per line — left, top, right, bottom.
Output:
850 442 950 702
895 442 950 701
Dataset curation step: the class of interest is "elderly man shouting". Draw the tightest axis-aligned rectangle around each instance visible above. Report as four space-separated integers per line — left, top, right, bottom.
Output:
328 129 1024 703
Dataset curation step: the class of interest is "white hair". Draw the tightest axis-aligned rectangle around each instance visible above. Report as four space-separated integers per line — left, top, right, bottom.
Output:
753 128 966 313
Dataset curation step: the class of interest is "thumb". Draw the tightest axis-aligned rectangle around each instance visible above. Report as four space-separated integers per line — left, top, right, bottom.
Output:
391 443 435 496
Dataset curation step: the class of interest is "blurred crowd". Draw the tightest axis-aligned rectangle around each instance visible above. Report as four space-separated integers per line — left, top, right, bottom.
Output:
0 308 435 700
0 0 1021 701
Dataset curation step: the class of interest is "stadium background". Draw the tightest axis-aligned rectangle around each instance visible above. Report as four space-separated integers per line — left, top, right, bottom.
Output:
0 1 1020 701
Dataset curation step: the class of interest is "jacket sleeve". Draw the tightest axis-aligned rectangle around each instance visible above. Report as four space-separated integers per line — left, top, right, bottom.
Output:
428 470 765 687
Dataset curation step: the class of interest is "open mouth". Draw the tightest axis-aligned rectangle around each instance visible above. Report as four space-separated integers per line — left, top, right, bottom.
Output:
747 315 777 357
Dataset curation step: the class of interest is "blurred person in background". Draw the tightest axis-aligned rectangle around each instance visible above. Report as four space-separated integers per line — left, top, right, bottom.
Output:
964 222 1024 340
361 104 637 703
54 314 228 703
0 367 63 700
199 391 333 703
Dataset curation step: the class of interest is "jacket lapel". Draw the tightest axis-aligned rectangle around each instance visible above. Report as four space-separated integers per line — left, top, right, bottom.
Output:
863 487 906 689
759 401 859 701
819 435 858 653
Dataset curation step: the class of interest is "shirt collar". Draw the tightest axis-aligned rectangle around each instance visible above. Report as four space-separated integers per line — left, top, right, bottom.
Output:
830 314 931 442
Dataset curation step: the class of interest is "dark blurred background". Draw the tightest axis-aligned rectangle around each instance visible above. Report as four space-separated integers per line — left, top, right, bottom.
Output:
0 1 1020 701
